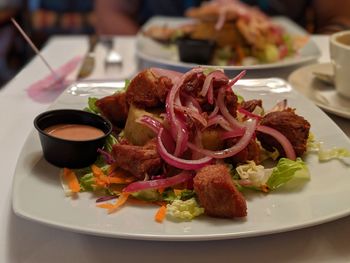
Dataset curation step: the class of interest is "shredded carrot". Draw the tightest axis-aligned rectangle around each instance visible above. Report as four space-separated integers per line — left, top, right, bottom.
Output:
261 184 270 193
155 205 167 223
173 189 182 196
92 165 137 186
107 162 119 174
63 168 80 193
158 188 165 194
97 192 130 214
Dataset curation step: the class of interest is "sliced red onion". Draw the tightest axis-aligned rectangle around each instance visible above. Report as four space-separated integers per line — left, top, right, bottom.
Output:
137 115 175 153
200 70 227 97
173 112 189 156
188 118 257 159
123 171 193 193
208 104 219 118
175 105 208 127
96 195 118 203
207 83 214 104
256 125 296 160
217 87 245 129
157 128 212 170
97 148 115 164
237 107 262 120
136 115 162 133
228 70 246 87
221 129 246 140
166 67 204 156
181 93 202 113
207 115 233 131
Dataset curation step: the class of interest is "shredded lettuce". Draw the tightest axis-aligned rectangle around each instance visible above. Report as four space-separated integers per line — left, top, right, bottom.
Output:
84 97 100 114
307 134 350 161
236 161 273 188
266 158 310 191
235 158 310 192
104 134 118 153
318 148 350 161
167 198 204 220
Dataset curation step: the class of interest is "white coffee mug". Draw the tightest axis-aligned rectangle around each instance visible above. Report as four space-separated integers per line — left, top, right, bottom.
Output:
330 31 350 99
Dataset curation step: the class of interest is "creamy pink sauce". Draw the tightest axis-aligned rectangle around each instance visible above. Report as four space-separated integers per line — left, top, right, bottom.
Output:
44 124 104 141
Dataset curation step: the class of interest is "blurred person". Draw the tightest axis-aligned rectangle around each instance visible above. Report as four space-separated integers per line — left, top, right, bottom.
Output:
94 0 350 35
94 0 203 35
0 0 21 86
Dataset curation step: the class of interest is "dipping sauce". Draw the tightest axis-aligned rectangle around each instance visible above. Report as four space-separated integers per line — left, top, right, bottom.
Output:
44 124 105 141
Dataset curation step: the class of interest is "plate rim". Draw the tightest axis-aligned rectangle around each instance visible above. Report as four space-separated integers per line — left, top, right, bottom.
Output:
288 62 350 119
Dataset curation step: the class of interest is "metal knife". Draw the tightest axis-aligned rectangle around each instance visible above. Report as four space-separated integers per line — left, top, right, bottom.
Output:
77 35 98 79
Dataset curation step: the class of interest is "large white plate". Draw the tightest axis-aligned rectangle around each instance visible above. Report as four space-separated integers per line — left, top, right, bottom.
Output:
289 63 350 119
136 16 321 73
12 79 350 241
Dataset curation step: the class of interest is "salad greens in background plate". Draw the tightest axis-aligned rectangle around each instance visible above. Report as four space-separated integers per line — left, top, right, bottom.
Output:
12 78 350 241
136 16 321 73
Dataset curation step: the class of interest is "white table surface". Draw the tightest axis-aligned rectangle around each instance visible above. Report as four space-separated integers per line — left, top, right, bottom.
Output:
1 35 350 263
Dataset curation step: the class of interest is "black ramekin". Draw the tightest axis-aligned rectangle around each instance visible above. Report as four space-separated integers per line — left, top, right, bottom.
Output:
34 109 112 169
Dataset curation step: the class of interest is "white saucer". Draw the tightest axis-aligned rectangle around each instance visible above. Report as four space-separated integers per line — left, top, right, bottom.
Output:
288 63 350 119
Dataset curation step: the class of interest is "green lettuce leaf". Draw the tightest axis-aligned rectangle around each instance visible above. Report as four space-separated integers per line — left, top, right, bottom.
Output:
166 198 204 221
266 158 310 191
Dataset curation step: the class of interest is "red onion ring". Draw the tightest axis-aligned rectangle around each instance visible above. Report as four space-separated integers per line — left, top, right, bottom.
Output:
207 115 233 131
256 125 296 160
221 129 246 140
157 127 213 170
217 87 245 129
237 107 263 120
188 118 257 159
137 115 175 153
166 67 204 156
175 105 208 127
123 171 193 193
228 70 246 87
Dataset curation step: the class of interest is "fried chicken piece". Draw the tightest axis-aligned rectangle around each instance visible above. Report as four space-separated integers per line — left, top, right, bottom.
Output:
111 139 162 179
126 69 173 108
95 92 129 127
256 109 311 157
194 164 247 218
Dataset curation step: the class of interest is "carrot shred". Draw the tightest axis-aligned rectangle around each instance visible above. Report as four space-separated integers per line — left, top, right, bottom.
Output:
63 168 80 193
97 192 130 214
173 189 182 196
261 184 270 193
155 205 167 223
92 165 137 186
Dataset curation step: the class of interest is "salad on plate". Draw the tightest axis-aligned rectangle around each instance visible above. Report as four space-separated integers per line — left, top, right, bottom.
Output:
61 67 349 223
143 1 307 66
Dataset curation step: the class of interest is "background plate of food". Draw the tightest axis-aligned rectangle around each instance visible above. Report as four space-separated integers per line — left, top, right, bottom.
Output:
136 3 320 73
12 68 350 241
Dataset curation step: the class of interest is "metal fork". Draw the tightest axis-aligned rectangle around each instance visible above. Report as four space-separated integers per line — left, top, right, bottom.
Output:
101 38 123 70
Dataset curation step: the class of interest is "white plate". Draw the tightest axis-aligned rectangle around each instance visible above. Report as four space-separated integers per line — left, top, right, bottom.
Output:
289 63 350 119
12 79 350 241
136 16 321 73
